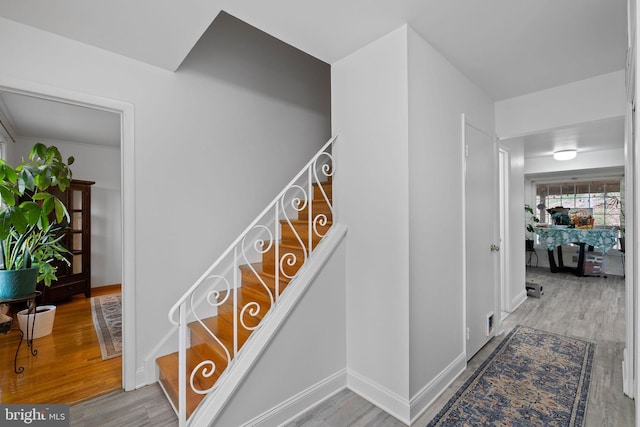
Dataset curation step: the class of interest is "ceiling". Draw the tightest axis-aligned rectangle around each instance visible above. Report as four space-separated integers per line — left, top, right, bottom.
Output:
0 91 121 147
0 0 627 101
523 116 626 159
0 0 628 155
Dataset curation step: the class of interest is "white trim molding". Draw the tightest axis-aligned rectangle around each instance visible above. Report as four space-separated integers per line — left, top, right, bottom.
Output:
243 370 347 427
347 369 410 425
409 352 466 424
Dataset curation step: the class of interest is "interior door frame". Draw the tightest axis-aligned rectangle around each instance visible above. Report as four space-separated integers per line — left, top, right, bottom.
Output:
0 74 137 391
461 113 502 359
499 147 511 317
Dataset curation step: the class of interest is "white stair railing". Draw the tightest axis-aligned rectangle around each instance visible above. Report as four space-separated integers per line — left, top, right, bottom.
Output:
167 135 337 426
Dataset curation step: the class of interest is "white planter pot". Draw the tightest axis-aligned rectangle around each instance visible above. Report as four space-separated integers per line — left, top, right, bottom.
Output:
17 305 56 339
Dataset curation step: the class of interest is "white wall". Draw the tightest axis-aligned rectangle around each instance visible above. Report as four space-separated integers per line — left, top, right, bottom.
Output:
332 25 494 423
11 137 122 288
332 26 411 418
406 27 494 404
0 12 331 387
495 70 625 138
501 138 528 310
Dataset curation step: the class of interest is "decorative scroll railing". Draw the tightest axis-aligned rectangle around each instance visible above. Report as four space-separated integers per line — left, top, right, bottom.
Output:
167 135 336 426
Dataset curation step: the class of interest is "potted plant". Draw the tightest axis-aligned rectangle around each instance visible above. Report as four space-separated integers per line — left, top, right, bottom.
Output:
0 143 74 299
525 204 540 251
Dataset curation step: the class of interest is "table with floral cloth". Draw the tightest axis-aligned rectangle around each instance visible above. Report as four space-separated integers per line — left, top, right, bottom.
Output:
533 227 619 276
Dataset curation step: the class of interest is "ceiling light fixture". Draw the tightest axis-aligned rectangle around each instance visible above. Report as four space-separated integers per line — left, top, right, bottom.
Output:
553 149 577 161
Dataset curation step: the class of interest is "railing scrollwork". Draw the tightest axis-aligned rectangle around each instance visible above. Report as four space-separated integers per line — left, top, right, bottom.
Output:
167 135 337 426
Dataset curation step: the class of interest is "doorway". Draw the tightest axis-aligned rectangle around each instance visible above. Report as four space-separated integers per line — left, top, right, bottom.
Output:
0 76 136 392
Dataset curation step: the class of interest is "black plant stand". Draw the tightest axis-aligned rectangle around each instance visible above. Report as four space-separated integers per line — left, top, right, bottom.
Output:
0 291 41 374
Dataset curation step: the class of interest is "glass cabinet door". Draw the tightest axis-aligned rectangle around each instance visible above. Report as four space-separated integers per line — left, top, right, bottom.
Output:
69 188 86 276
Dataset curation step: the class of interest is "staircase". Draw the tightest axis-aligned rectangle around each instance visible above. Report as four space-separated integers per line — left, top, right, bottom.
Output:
157 137 336 425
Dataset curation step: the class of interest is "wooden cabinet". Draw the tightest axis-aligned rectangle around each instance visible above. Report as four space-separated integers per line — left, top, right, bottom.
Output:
37 180 95 304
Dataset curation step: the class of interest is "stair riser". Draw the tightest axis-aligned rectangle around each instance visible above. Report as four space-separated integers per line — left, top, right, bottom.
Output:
158 370 179 410
262 246 306 277
240 265 290 293
280 222 331 246
297 200 333 221
157 349 223 417
218 307 267 330
190 325 232 362
188 317 252 362
313 183 332 200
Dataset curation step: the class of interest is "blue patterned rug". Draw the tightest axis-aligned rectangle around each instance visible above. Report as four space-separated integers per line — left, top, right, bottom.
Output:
428 325 594 426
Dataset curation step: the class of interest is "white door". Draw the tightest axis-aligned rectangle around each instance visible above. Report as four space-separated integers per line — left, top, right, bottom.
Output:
464 120 499 360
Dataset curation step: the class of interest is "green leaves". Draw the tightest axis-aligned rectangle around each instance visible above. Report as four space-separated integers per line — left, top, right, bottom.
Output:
0 143 74 285
18 168 35 193
20 201 43 226
0 184 16 207
30 142 47 161
0 210 12 241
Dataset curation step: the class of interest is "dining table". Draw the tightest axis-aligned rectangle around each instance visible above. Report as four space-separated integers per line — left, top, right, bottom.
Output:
533 227 618 276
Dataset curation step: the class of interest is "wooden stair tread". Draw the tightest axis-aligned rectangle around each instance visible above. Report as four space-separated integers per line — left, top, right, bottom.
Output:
239 263 291 282
239 263 292 283
283 219 333 225
312 182 333 200
297 199 333 221
189 316 252 359
280 220 332 246
218 303 269 330
216 285 273 309
240 263 292 296
263 243 307 277
271 241 307 251
157 344 226 418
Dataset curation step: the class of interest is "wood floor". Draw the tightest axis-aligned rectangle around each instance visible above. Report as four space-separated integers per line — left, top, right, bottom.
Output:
0 284 122 405
67 268 634 426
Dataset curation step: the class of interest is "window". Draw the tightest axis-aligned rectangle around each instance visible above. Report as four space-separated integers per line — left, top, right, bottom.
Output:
535 179 622 228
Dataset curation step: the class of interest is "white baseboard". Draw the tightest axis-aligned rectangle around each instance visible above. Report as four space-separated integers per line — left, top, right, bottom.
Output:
409 352 466 424
241 370 347 427
242 352 467 427
135 367 148 390
347 369 410 424
511 289 527 312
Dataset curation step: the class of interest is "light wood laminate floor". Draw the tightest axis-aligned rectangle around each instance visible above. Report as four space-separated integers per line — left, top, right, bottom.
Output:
69 268 634 426
288 267 634 426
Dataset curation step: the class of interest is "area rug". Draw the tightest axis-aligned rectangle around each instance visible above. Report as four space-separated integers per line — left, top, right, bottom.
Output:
428 325 595 427
91 294 122 360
